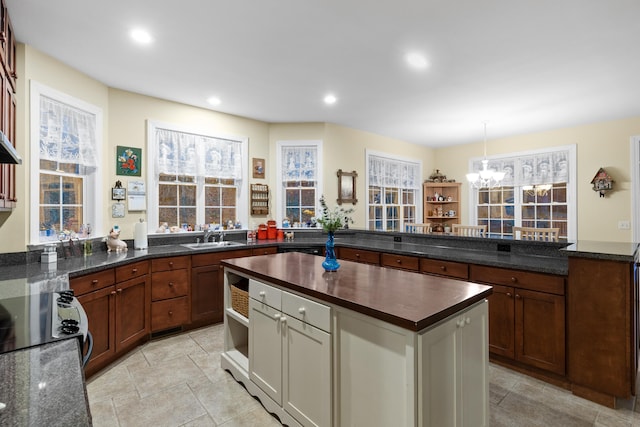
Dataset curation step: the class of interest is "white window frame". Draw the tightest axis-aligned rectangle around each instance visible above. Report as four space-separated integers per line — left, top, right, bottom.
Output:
467 144 577 240
276 140 323 227
365 149 423 231
146 120 249 232
29 81 103 244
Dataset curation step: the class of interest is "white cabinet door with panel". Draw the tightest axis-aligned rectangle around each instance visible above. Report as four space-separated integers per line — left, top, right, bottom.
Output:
248 278 332 427
419 300 489 427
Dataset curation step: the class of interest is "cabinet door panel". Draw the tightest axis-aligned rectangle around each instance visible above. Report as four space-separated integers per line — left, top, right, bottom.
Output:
487 285 515 358
77 285 116 371
115 275 149 352
283 316 331 427
515 289 565 375
191 264 223 323
249 298 283 405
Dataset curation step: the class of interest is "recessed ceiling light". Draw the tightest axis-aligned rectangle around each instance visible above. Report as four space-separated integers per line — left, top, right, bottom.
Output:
324 94 337 105
207 96 221 106
130 28 153 44
406 52 428 70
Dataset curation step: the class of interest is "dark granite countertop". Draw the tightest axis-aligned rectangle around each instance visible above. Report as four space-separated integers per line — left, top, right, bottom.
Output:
0 338 91 426
222 252 493 331
3 229 638 286
562 240 639 262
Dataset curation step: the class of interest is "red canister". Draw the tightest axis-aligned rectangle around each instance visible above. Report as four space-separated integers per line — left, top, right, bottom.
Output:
257 224 267 240
267 220 277 239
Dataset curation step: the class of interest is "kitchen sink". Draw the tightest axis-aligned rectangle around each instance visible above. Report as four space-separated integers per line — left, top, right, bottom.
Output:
181 241 244 250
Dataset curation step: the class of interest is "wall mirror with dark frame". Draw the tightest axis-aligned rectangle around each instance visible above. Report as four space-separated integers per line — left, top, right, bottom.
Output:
337 169 357 205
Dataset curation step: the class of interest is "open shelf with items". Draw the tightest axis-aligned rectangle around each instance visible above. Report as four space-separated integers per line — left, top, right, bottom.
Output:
222 270 250 375
423 182 461 231
250 184 269 215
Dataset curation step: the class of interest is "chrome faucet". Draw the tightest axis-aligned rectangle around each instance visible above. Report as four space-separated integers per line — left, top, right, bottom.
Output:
203 229 215 243
215 231 225 242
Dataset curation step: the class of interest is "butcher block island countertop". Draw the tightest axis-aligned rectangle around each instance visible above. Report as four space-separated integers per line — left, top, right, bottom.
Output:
221 252 493 427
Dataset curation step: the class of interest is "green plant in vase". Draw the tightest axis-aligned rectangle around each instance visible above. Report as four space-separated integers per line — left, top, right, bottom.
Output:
317 195 354 271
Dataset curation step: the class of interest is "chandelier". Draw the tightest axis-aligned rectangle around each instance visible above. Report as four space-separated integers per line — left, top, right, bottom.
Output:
466 122 505 189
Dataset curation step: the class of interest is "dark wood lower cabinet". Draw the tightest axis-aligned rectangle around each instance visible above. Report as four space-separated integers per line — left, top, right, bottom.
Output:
471 264 566 376
191 264 223 324
72 263 150 377
76 285 115 374
567 256 637 407
190 249 253 327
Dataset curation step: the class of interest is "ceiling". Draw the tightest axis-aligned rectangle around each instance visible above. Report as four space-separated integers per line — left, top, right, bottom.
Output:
6 0 640 148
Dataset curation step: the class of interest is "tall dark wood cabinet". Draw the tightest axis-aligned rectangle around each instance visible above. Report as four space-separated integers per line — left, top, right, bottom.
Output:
0 0 17 210
567 256 637 407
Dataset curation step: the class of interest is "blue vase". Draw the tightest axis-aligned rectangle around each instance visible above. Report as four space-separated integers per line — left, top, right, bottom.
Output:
322 231 340 272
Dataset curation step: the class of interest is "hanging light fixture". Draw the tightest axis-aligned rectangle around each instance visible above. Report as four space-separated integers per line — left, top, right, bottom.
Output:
466 122 505 189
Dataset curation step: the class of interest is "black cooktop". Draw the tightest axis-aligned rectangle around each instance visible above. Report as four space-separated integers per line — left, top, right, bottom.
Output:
0 292 85 355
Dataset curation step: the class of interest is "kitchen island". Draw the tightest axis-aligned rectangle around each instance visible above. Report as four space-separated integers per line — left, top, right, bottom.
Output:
220 252 493 427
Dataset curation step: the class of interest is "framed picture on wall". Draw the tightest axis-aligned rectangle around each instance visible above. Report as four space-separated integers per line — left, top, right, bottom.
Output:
117 146 142 176
253 158 265 179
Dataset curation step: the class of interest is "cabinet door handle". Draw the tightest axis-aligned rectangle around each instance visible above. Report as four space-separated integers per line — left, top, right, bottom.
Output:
298 307 306 315
356 253 361 258
280 316 287 324
110 290 116 295
440 266 446 271
117 288 123 293
465 317 471 325
456 319 464 328
132 268 138 273
396 259 401 264
168 311 173 316
273 313 281 319
92 279 99 285
515 294 521 299
259 291 266 298
510 277 518 283
506 292 512 297
168 282 174 287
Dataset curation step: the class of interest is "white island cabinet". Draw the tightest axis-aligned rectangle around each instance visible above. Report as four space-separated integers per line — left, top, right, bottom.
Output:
220 253 492 427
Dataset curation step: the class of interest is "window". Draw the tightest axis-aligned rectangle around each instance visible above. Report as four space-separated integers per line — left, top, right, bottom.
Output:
469 146 576 239
276 141 322 227
147 121 248 231
30 82 103 243
366 151 421 231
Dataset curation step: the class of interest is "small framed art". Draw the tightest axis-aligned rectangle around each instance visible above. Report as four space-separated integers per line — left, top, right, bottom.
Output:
253 158 265 179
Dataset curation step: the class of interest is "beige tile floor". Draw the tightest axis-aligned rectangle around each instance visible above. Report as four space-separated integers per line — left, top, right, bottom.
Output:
87 324 640 426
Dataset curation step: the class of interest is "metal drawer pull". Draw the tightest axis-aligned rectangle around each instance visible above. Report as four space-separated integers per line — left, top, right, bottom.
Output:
298 307 306 314
259 291 266 297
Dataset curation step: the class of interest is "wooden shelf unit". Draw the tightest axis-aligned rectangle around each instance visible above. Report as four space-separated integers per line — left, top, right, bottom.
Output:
250 184 269 215
423 182 461 230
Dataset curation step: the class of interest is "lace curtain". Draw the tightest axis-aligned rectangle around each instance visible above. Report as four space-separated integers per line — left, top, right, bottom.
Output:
368 155 420 189
39 95 98 167
281 145 317 181
471 149 570 187
155 128 243 181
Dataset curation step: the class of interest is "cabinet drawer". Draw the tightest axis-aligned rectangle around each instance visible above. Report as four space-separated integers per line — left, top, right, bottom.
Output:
115 260 149 283
151 296 189 331
282 291 331 332
470 265 565 295
420 258 468 280
380 253 420 272
339 247 380 265
151 256 190 272
249 279 281 309
252 246 278 256
71 269 115 296
151 270 189 301
192 248 253 267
